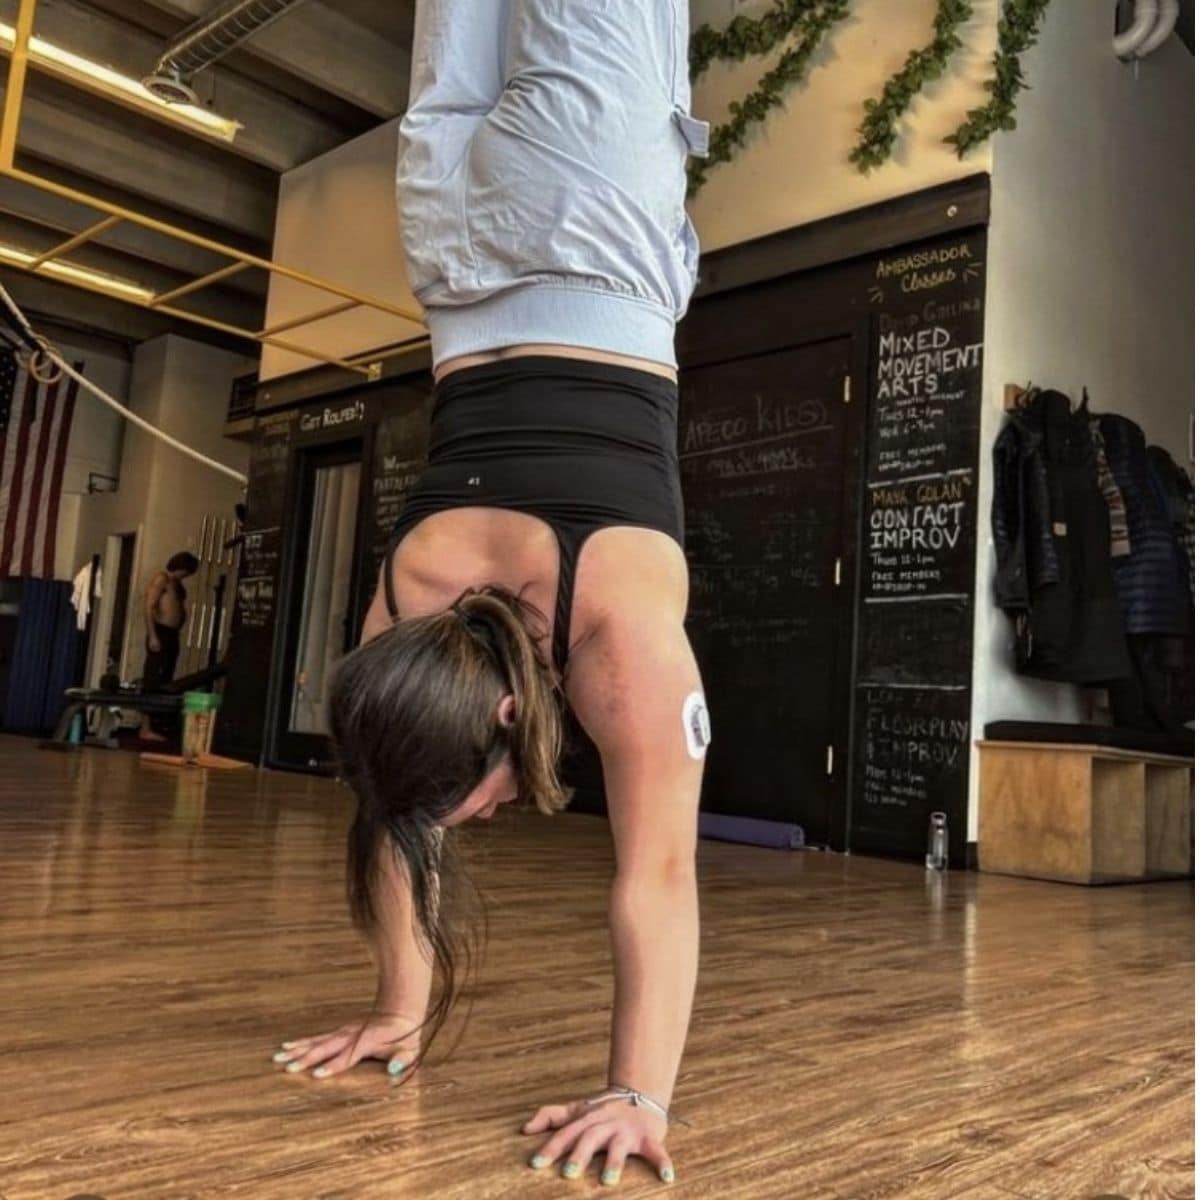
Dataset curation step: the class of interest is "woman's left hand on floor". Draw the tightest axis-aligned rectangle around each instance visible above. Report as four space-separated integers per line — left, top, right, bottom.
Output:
522 1096 675 1187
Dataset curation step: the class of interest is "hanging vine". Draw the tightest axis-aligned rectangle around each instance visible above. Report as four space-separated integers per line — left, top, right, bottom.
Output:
686 0 1053 195
690 0 843 82
687 0 850 197
850 0 974 173
945 0 1053 158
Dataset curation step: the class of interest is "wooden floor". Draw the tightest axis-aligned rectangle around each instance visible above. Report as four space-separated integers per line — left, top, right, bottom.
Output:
0 737 1193 1200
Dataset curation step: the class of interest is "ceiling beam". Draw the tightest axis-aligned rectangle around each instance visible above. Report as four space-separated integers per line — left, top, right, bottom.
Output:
1 74 278 241
0 0 352 171
77 0 383 129
121 0 409 118
0 0 352 172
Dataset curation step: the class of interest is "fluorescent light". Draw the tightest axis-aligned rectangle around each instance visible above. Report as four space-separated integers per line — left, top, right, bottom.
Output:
0 21 242 143
0 241 155 302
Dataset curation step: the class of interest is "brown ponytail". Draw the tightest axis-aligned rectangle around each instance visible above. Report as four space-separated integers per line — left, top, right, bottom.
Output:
452 586 571 817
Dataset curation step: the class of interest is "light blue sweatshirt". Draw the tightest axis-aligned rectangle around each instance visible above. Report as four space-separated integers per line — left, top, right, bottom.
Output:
396 0 709 371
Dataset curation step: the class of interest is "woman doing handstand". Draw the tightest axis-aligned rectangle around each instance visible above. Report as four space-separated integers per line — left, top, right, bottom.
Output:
274 0 710 1186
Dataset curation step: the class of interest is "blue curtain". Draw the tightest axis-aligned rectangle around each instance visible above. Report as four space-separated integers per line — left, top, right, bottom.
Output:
3 579 79 734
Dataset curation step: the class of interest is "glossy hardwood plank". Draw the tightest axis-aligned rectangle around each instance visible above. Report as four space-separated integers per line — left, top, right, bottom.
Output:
0 738 1192 1200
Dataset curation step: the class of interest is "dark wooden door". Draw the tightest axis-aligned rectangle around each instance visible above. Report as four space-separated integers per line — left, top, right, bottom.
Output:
680 336 858 846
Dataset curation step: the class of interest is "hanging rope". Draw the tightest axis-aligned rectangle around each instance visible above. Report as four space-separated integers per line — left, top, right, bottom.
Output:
0 281 249 486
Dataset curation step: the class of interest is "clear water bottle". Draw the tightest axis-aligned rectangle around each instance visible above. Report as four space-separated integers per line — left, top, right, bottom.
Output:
925 811 948 871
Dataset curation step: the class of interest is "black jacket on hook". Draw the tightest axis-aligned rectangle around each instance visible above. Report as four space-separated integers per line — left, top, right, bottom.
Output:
991 391 1131 683
1098 417 1192 636
992 395 1058 612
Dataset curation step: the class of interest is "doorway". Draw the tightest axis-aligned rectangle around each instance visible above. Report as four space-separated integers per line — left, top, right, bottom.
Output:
272 440 364 768
680 335 860 848
84 531 136 687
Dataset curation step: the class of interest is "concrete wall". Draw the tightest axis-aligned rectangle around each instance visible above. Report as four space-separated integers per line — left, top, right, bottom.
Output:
72 334 253 679
261 118 424 381
967 0 1195 835
53 339 131 582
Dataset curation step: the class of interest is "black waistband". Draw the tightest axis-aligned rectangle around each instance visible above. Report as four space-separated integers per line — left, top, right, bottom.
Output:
426 356 679 467
434 354 678 407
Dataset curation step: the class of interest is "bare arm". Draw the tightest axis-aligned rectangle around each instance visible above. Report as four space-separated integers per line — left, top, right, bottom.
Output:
564 537 702 1114
368 834 437 1025
274 840 435 1078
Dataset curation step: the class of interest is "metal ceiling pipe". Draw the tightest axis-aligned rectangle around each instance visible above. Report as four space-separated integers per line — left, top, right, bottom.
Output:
1113 0 1159 59
143 0 312 104
1136 0 1181 56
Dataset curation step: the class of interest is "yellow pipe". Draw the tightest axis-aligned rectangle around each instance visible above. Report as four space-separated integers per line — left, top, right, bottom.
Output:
0 0 36 170
0 254 371 374
154 302 373 375
28 214 121 268
2 165 426 324
259 298 359 337
345 333 433 366
150 261 250 306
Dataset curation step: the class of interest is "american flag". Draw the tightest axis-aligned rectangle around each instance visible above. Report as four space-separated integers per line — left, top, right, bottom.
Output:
0 349 80 579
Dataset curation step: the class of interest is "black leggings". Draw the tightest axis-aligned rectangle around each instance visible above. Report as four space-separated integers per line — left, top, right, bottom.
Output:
384 356 685 672
142 622 181 691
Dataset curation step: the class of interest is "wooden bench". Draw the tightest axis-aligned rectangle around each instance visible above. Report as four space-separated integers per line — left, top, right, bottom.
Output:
978 739 1193 885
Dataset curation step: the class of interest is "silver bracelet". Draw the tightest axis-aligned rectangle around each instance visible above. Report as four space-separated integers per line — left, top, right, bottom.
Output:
585 1084 692 1129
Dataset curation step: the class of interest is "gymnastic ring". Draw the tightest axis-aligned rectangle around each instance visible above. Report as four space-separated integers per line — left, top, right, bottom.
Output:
25 343 63 384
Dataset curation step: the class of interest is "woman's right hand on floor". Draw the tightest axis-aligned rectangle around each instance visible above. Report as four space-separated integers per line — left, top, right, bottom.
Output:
271 1010 423 1081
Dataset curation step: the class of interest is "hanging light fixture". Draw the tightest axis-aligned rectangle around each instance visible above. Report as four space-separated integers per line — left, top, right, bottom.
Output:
0 20 242 142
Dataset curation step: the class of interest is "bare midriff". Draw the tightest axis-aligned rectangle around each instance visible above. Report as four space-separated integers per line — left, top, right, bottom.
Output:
434 343 677 385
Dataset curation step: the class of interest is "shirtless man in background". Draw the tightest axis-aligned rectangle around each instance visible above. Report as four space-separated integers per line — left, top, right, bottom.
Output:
138 550 199 742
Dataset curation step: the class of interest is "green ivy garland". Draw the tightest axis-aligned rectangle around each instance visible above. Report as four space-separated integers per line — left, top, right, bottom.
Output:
945 0 1052 157
687 0 850 197
689 0 840 82
850 0 974 173
686 0 1052 195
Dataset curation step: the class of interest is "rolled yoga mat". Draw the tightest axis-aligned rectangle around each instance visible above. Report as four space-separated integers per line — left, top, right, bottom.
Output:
697 813 805 850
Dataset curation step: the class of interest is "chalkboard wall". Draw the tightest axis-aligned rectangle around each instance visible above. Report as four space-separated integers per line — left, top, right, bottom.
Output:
217 407 297 760
216 384 431 762
851 231 986 863
677 217 987 863
360 388 433 610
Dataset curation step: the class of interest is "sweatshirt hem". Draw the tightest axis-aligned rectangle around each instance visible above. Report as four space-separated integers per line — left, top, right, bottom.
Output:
425 284 678 371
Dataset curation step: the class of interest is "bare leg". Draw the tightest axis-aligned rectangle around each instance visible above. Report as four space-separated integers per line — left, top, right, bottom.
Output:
138 714 166 742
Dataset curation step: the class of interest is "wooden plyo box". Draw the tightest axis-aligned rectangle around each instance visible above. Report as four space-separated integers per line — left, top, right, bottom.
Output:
978 741 1194 885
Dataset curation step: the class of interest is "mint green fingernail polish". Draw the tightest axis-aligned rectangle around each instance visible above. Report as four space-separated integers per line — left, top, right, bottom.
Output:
272 1051 291 1063
388 1060 407 1076
602 1168 621 1186
562 1163 581 1179
660 1166 675 1183
312 1067 329 1079
529 1154 549 1169
285 1061 304 1073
